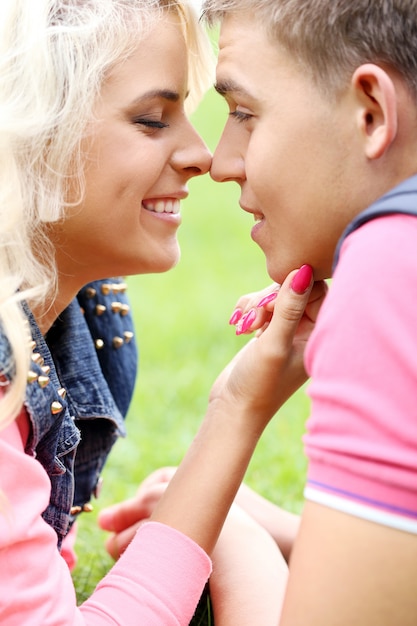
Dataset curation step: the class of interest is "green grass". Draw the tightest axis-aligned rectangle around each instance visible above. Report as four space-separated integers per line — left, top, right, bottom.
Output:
72 87 310 604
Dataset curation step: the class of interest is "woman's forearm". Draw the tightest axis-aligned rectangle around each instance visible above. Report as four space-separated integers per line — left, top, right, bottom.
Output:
152 269 321 555
151 401 260 554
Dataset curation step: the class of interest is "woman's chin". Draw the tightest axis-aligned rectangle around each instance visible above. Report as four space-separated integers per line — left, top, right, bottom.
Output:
146 250 181 275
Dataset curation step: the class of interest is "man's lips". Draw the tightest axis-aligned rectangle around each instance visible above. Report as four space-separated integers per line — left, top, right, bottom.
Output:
239 202 264 222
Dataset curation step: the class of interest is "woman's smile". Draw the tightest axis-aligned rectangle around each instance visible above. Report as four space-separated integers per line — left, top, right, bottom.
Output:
51 17 211 286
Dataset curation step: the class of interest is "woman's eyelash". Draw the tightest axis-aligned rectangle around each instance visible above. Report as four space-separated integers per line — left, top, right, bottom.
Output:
229 110 252 123
132 117 169 129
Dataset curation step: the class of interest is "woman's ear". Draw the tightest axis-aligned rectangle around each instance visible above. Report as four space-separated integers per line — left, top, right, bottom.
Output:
351 63 398 159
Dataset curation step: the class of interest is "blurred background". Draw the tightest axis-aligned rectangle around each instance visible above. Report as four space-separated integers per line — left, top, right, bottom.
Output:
73 83 310 601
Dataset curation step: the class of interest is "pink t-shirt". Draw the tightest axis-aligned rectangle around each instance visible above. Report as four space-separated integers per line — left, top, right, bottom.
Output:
304 214 417 532
0 410 211 624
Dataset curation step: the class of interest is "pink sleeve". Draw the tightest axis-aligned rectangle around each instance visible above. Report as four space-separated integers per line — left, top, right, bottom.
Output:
0 414 211 625
304 215 417 531
61 522 78 571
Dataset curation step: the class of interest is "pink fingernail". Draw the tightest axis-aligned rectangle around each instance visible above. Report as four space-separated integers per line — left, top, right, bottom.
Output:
236 308 257 335
291 265 313 294
257 292 278 308
229 308 243 325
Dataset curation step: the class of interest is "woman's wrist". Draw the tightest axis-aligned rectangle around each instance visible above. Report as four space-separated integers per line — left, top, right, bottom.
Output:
151 403 261 553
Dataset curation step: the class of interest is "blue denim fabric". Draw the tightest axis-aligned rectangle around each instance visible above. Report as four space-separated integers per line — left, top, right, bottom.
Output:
75 279 138 417
1 278 137 549
333 174 417 271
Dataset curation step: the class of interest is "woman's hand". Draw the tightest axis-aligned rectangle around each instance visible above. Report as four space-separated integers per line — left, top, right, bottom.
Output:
228 283 281 336
211 267 328 434
229 278 326 337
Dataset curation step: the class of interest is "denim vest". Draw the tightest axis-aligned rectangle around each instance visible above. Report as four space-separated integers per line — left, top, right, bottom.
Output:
4 278 137 549
333 175 417 271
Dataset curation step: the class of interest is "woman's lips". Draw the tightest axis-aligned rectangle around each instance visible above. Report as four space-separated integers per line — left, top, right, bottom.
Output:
142 198 180 214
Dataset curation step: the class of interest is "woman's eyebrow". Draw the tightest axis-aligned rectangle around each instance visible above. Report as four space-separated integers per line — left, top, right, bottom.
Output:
129 89 181 106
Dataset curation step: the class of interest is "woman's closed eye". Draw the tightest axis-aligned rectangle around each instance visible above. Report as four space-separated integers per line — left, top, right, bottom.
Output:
132 116 169 132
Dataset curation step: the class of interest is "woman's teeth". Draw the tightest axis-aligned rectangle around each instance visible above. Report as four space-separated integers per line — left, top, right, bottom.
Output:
143 199 180 214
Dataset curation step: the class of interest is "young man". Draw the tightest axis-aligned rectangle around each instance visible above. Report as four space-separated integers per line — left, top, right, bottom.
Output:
201 1 417 624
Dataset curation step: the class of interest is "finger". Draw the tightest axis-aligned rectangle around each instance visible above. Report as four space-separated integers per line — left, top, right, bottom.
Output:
256 289 279 310
264 265 313 348
135 466 177 491
98 497 140 532
255 321 270 338
98 483 168 532
105 521 144 560
229 283 279 325
235 308 258 335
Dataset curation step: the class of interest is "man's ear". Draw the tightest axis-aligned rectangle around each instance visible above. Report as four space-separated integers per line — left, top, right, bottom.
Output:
351 63 398 159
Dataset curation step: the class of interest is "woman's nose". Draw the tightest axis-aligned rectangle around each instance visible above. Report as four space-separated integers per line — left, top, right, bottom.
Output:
173 122 212 178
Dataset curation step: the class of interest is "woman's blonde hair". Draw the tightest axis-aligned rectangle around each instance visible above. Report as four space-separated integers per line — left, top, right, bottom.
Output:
0 0 214 428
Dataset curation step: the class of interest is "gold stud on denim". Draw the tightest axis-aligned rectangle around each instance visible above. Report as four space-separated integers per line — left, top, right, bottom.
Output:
101 283 111 296
85 287 97 299
31 352 44 367
95 304 106 316
58 387 67 400
27 370 38 384
51 401 63 415
123 331 134 343
112 336 124 349
70 505 82 515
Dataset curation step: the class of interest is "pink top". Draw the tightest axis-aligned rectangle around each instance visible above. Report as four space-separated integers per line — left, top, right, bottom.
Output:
0 409 212 624
304 214 417 532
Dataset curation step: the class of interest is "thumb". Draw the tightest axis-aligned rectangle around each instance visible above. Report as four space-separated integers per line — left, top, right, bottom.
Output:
288 264 314 297
267 265 313 340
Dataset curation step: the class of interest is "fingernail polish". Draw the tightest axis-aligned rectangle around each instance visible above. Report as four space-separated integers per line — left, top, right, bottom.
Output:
291 265 313 294
236 308 257 335
257 292 278 308
229 308 243 325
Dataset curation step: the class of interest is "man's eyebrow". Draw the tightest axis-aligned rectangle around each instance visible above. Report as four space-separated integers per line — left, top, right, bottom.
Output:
214 80 253 99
